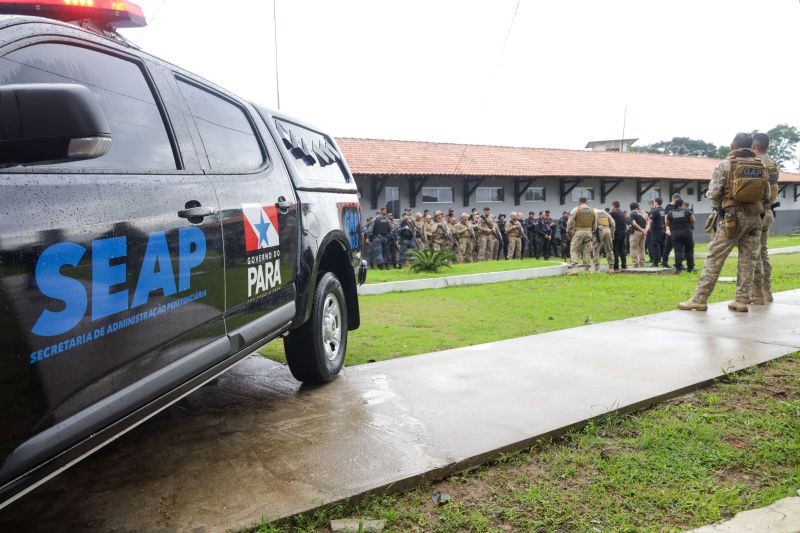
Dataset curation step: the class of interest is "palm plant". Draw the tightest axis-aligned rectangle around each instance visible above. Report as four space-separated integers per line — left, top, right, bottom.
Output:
406 249 456 273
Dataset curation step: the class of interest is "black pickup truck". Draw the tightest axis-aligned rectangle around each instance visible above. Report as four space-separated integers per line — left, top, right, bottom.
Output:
0 1 366 509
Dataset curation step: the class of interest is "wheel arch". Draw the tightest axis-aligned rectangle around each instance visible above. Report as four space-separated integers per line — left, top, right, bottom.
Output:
311 232 360 331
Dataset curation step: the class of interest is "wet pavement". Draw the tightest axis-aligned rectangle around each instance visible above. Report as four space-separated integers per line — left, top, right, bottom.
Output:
2 290 800 532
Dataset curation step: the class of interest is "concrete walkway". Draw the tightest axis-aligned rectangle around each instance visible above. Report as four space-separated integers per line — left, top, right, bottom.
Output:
686 493 800 533
2 291 799 532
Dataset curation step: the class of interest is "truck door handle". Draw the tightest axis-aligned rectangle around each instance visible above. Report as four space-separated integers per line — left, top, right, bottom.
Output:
178 206 215 219
276 197 291 212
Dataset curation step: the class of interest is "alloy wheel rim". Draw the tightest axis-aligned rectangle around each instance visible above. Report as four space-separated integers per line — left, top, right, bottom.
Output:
321 294 342 362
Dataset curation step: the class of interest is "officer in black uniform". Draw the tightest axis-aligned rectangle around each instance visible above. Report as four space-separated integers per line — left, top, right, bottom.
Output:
648 197 666 267
397 213 417 265
609 201 628 271
524 212 538 258
496 214 508 259
665 198 696 273
371 212 392 269
661 193 680 268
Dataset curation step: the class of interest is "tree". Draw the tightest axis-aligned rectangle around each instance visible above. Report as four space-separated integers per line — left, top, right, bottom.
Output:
764 124 800 169
631 137 723 158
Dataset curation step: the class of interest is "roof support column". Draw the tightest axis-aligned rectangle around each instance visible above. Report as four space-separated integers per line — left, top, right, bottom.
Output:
370 175 388 210
559 178 583 205
513 177 537 206
463 177 486 207
795 183 800 202
408 176 430 209
599 178 623 205
636 179 660 203
697 180 709 202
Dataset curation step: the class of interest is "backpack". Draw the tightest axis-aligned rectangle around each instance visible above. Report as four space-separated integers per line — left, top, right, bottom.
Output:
728 158 767 203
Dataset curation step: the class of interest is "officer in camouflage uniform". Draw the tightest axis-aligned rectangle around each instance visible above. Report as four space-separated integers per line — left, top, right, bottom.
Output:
751 133 779 305
414 212 425 243
566 197 597 274
471 213 482 261
679 133 770 312
593 208 616 272
505 212 525 260
453 213 475 263
476 208 496 261
427 211 452 252
628 202 649 268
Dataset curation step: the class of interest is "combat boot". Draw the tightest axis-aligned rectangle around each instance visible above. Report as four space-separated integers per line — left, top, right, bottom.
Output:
567 268 578 276
727 300 749 312
678 300 708 311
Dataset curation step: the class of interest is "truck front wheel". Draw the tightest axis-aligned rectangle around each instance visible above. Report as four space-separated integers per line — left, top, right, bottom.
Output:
284 272 347 383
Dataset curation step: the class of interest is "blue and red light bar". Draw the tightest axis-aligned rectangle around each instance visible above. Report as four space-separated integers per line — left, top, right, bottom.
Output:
0 0 147 29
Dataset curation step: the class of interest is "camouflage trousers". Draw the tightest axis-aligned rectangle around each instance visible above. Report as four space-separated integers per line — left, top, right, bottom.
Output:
629 231 646 267
430 238 449 253
569 230 593 270
478 234 493 260
491 237 500 260
507 236 523 259
593 227 614 267
458 238 474 263
693 208 762 304
752 209 774 296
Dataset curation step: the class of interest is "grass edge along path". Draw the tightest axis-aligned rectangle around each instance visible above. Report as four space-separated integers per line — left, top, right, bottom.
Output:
251 352 800 533
261 253 800 366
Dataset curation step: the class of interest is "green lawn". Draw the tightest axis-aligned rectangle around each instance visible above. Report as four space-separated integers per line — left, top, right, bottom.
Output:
255 353 800 532
261 253 800 366
366 257 562 284
694 234 800 254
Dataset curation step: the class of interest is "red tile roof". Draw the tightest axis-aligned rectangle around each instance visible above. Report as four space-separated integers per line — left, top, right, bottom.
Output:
336 138 800 183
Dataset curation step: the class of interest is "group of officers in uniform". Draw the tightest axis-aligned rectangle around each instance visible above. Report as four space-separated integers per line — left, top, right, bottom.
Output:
566 131 780 311
363 207 570 268
363 132 780 314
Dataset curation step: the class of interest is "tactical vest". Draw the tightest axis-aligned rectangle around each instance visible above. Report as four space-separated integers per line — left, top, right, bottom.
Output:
574 206 595 229
595 210 610 227
759 156 780 204
725 149 767 204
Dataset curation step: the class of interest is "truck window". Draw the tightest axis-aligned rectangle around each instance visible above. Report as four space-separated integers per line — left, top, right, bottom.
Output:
0 43 177 170
176 79 264 171
274 118 349 184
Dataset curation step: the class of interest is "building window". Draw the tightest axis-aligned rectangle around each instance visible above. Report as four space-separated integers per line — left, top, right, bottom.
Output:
422 187 454 204
641 187 661 203
780 187 786 199
524 187 546 202
476 187 504 203
571 187 594 201
686 187 695 196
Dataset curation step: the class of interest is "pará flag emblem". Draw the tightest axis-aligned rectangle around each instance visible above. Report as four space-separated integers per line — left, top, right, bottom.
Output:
242 204 280 252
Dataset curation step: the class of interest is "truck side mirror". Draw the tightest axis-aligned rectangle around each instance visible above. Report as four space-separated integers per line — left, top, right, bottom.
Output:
0 83 111 167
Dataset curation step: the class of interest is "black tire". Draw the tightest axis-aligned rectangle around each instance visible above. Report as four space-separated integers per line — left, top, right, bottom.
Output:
284 272 348 383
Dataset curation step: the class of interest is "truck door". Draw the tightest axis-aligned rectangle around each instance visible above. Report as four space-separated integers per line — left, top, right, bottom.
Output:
171 77 299 349
0 41 228 479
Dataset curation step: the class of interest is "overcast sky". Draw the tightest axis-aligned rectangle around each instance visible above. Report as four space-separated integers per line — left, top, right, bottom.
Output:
121 0 800 168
